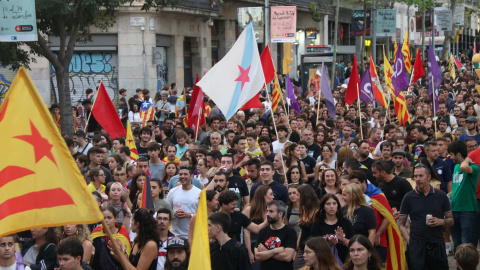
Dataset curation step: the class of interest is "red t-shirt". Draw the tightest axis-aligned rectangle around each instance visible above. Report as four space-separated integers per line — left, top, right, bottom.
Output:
467 148 480 199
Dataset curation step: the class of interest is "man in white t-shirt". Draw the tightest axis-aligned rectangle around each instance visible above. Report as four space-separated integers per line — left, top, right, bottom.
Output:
272 125 290 154
166 165 201 238
0 235 31 270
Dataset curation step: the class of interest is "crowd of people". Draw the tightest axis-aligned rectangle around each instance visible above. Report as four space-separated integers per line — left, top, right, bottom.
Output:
6 51 480 270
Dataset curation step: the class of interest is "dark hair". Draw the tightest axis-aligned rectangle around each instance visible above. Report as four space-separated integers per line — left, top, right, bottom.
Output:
57 237 84 260
101 206 118 218
347 170 368 184
317 194 343 222
129 172 148 203
119 146 130 156
206 190 218 201
133 208 160 249
297 185 320 224
76 154 88 168
218 190 238 206
344 235 382 270
260 160 274 170
208 211 231 233
206 150 222 163
304 237 342 270
266 200 287 219
257 135 271 145
413 158 439 180
157 208 172 220
113 137 126 145
146 141 161 151
286 165 302 185
343 157 360 171
372 159 392 174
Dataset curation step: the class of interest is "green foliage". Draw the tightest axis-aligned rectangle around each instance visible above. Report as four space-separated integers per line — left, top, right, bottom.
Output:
140 0 179 11
0 43 35 70
309 1 323 22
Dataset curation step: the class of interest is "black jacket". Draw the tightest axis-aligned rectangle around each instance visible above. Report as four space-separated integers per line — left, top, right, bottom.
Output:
21 239 57 270
210 238 251 270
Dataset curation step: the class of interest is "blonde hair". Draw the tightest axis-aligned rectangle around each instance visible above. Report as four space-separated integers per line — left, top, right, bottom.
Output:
343 183 369 222
55 224 91 243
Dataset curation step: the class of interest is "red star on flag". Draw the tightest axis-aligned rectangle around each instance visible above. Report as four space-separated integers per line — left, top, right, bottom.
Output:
14 120 57 165
235 65 251 90
387 69 393 79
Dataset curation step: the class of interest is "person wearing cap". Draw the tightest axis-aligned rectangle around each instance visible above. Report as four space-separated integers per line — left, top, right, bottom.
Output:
164 237 190 270
458 116 480 145
371 159 413 211
391 149 412 178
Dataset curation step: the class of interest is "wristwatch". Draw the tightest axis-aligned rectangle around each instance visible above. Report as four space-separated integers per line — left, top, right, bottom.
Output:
190 213 193 218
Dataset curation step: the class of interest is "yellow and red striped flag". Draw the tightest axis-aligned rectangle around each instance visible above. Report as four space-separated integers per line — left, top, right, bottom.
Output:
0 67 103 236
126 121 139 162
393 40 398 62
401 32 412 73
271 75 282 113
369 54 387 108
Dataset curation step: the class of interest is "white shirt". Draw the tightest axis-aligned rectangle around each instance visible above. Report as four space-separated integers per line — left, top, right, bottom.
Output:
272 140 290 154
0 261 31 270
128 111 142 123
166 185 201 238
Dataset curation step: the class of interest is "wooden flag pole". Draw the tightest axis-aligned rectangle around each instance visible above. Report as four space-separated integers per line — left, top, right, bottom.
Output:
384 91 391 128
265 80 288 184
195 107 202 141
101 220 131 270
409 67 415 84
316 84 322 123
84 80 102 134
357 83 363 140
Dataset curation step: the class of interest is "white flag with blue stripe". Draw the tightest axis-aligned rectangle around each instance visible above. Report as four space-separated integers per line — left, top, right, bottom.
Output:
196 22 265 120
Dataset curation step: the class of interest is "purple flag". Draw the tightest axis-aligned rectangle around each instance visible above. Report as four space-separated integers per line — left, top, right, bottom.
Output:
392 40 410 96
428 42 443 115
320 63 336 118
286 74 301 114
359 66 376 106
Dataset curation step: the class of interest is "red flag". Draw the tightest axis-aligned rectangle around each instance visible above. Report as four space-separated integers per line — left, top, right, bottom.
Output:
140 179 154 210
91 82 126 138
187 74 206 134
260 44 275 84
412 48 425 83
240 92 263 110
345 55 360 105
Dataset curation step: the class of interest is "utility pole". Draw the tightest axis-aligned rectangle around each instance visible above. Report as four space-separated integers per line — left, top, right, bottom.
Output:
265 0 270 45
372 0 376 63
331 0 340 89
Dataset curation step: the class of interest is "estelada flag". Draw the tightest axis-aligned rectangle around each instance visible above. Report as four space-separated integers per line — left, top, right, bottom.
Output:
126 121 139 162
91 82 126 139
401 32 412 73
0 67 103 236
140 100 155 127
271 75 283 113
140 178 154 210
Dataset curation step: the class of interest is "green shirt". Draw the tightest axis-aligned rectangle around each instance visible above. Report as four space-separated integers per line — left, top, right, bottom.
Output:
452 163 479 212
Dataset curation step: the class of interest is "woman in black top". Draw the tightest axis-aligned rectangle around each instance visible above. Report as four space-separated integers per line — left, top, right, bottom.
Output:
293 185 321 269
341 183 376 245
309 194 355 264
111 208 159 270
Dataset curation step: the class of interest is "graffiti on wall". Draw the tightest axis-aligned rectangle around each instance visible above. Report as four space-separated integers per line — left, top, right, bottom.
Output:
0 67 16 104
154 47 168 91
51 52 118 105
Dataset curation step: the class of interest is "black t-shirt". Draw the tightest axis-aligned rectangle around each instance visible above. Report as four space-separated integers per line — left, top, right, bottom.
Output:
229 211 252 242
228 175 249 199
346 205 376 238
264 152 276 163
378 176 413 210
306 143 322 160
309 218 355 263
136 143 149 160
210 238 251 270
250 181 289 204
257 225 297 270
300 155 316 184
289 131 300 143
413 137 433 159
273 171 286 185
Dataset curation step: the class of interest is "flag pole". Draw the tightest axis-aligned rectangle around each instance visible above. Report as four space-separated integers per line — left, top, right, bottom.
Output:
195 107 202 141
409 67 415 84
316 83 322 123
384 91 391 128
84 80 102 134
101 220 131 270
432 75 438 139
264 79 288 185
357 83 363 140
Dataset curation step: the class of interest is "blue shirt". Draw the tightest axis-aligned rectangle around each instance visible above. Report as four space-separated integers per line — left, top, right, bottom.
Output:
250 180 288 203
458 133 480 145
433 158 453 193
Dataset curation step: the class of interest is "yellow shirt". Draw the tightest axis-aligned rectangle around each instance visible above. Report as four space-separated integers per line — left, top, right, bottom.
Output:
87 182 105 193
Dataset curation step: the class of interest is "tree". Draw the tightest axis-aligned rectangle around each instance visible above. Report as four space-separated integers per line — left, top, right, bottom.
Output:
0 0 177 136
441 0 457 61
